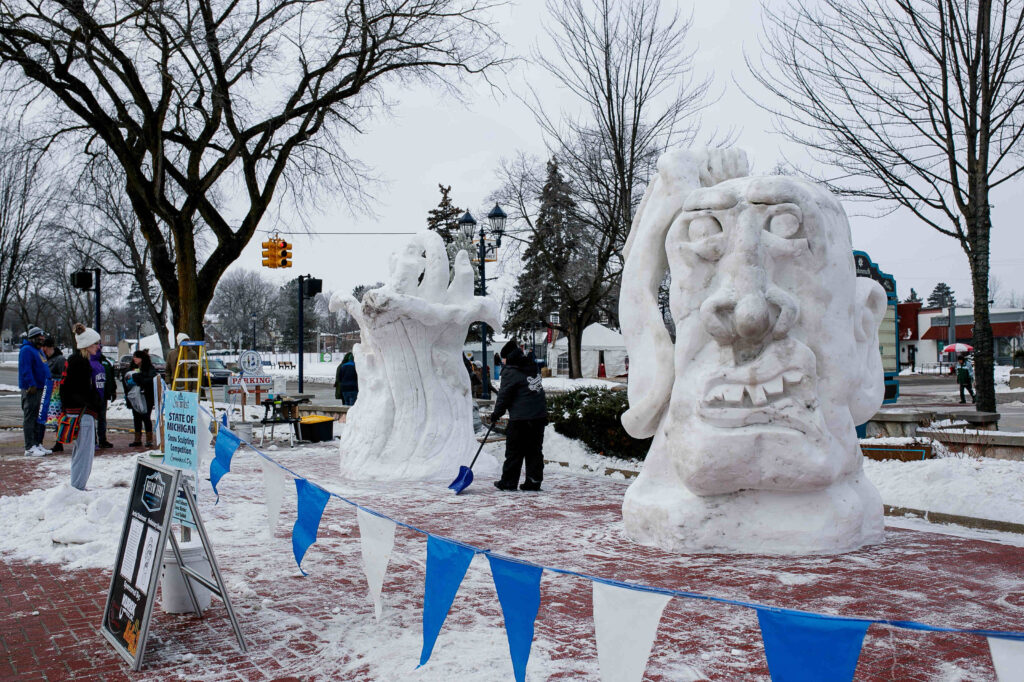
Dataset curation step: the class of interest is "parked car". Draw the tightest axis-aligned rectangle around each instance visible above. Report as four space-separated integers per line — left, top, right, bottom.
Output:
206 358 235 386
116 353 167 377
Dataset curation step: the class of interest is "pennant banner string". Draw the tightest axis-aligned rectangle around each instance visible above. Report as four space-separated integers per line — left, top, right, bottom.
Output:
200 419 1024 643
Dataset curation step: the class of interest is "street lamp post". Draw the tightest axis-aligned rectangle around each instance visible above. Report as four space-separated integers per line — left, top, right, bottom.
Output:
458 204 506 400
136 321 141 351
251 313 257 350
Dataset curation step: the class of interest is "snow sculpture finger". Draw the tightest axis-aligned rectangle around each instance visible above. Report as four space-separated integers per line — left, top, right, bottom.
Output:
336 230 501 480
619 148 887 554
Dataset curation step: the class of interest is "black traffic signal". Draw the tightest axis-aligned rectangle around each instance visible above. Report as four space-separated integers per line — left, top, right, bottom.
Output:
70 270 94 290
303 277 322 298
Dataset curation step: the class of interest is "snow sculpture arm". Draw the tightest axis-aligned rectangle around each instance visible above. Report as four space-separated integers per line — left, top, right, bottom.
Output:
620 149 750 438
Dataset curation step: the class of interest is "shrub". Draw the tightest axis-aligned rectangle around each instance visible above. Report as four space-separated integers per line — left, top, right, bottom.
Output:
548 386 651 460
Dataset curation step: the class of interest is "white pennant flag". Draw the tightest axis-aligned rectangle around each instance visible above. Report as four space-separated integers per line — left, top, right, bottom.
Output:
357 508 396 621
197 409 213 467
261 460 287 539
593 582 672 682
989 637 1024 682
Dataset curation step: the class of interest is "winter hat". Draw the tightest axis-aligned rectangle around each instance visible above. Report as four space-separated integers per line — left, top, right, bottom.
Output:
499 338 520 359
176 332 190 345
73 323 101 349
26 326 45 339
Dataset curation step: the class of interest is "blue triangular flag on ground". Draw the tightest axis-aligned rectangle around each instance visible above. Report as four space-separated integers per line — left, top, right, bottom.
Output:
757 608 870 682
292 479 331 576
419 536 476 668
209 428 241 500
487 555 543 682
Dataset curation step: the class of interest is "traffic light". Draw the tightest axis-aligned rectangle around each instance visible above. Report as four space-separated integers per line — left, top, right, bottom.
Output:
277 240 292 268
261 240 279 268
70 270 94 290
302 277 322 298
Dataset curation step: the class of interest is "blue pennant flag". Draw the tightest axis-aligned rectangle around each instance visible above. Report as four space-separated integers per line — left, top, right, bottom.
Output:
419 536 476 668
209 428 242 501
292 479 331 576
487 555 543 682
757 608 870 682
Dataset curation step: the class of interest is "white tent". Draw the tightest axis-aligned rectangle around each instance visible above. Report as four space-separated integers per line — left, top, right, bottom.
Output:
552 323 628 377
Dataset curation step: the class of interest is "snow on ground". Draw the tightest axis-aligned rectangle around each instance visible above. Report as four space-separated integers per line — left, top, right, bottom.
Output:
0 383 19 392
540 377 622 392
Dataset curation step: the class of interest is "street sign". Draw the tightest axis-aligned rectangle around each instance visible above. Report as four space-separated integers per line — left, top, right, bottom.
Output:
229 375 273 388
163 390 199 472
238 350 263 375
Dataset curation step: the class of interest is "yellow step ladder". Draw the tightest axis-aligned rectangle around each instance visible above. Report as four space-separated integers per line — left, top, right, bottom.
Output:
171 340 218 434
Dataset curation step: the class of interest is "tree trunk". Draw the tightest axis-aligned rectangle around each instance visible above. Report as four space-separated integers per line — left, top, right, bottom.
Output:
969 204 995 412
566 319 584 379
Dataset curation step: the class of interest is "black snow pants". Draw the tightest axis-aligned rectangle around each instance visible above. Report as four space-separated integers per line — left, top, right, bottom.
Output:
498 418 546 487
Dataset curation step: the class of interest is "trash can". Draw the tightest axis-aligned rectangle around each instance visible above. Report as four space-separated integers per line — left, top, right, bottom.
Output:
299 415 334 442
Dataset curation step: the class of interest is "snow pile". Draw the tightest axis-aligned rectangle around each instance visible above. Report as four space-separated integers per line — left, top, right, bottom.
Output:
542 426 641 478
0 455 136 569
541 377 622 392
864 455 1024 524
0 383 19 391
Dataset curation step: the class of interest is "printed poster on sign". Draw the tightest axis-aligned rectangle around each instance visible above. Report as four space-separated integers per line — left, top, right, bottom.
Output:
101 461 179 669
163 390 199 472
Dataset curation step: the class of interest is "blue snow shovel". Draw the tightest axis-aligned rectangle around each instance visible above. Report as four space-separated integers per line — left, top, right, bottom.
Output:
448 423 495 494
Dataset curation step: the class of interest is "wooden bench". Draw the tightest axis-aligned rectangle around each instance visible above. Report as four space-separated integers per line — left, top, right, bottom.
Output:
277 361 296 370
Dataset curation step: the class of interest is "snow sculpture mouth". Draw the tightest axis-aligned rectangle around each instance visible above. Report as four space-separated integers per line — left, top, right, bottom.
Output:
697 342 820 433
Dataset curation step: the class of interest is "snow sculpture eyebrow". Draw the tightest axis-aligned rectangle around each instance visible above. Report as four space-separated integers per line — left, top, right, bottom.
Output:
682 188 738 211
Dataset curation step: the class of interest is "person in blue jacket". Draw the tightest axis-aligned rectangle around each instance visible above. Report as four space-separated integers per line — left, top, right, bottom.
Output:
335 352 359 405
18 326 50 456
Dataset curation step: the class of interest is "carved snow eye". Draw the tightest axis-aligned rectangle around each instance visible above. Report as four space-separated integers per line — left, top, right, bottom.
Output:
688 216 722 241
768 213 801 239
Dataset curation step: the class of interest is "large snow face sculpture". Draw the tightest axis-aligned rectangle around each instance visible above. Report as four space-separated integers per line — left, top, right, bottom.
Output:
328 230 501 480
619 148 887 554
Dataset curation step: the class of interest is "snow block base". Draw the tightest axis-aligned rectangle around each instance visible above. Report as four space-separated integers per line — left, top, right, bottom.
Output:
622 473 885 555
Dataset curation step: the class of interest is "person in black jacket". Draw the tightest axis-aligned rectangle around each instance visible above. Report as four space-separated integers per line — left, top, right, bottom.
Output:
492 338 548 492
122 350 158 447
65 323 105 490
334 352 359 405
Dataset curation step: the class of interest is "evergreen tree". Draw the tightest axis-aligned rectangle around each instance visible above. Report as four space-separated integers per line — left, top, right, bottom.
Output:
352 282 385 302
903 288 922 304
927 283 956 309
271 277 320 349
505 158 595 374
426 184 464 246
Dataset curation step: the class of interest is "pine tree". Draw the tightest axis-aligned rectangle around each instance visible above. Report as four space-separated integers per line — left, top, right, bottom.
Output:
504 159 593 372
903 288 922 304
426 184 464 246
927 283 956 308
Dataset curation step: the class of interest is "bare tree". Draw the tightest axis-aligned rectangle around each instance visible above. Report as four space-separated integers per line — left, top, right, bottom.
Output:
67 159 173 355
0 0 506 339
497 0 710 376
751 0 1024 413
0 132 54 335
208 269 277 349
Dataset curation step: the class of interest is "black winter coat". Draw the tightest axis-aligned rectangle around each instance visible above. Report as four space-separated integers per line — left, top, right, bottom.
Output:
492 364 547 422
62 354 103 415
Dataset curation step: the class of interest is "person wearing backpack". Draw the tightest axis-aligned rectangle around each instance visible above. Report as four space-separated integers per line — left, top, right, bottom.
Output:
122 350 158 447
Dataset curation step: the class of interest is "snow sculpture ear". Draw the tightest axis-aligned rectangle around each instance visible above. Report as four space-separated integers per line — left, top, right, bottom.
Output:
619 148 750 439
849 277 887 424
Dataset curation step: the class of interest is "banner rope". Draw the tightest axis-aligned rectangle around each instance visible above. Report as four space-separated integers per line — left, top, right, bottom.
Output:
198 402 1024 642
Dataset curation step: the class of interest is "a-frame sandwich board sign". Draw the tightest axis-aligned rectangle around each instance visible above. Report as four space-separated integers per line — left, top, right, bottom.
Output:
100 458 246 670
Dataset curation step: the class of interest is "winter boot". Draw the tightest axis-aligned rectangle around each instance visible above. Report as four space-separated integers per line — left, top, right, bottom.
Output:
130 430 142 447
520 478 542 492
145 432 155 448
493 481 518 491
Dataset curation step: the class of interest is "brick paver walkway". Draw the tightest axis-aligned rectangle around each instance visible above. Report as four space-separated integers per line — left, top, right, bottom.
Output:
1 432 1022 680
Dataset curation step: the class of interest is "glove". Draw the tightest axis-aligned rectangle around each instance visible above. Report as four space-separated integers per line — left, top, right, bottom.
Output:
26 386 38 395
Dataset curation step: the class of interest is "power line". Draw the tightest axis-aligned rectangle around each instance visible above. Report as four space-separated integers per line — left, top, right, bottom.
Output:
266 231 416 235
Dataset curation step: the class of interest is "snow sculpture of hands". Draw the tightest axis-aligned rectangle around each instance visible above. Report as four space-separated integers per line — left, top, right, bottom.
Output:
328 230 501 480
619 148 887 554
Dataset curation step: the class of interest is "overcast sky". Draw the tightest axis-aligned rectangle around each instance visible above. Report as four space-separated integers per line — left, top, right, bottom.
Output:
232 0 1024 313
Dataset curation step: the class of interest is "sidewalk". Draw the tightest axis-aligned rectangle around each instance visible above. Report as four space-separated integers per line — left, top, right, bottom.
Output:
2 437 1021 680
